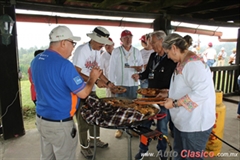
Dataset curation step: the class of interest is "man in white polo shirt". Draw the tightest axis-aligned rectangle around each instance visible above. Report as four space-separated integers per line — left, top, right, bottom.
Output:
72 26 114 159
109 30 143 138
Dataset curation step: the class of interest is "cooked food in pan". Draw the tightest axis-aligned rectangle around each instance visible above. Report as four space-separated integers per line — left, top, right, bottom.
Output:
110 86 127 94
137 88 168 97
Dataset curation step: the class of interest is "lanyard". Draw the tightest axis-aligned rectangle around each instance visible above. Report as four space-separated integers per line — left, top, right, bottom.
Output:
121 46 132 63
119 47 136 85
151 54 166 72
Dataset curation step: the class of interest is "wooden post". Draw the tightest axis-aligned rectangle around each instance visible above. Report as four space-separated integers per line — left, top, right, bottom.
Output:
153 16 172 35
0 4 25 140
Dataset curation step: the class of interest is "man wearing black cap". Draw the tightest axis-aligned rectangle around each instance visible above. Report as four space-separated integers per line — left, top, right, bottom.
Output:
72 26 114 159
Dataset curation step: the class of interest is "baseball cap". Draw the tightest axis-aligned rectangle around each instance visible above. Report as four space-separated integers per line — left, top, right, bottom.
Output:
208 42 213 47
105 37 114 46
87 26 113 45
121 30 133 38
49 25 81 42
139 35 146 42
221 47 225 50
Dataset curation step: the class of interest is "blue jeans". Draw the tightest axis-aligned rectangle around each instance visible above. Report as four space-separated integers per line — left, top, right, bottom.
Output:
116 86 138 99
206 59 215 67
138 106 171 157
173 127 213 160
140 79 148 89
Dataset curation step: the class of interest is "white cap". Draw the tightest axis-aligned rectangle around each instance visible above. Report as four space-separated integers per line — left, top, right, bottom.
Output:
221 47 225 50
49 25 81 42
87 26 113 45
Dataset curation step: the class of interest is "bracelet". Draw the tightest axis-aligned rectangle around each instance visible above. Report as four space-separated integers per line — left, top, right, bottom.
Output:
106 80 111 85
95 79 100 84
173 99 179 108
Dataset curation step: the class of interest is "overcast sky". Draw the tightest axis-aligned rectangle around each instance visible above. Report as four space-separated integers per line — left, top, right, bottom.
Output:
15 21 238 50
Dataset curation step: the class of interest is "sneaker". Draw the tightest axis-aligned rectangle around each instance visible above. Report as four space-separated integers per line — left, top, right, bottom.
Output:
115 130 123 138
135 150 147 160
89 139 108 148
81 147 93 159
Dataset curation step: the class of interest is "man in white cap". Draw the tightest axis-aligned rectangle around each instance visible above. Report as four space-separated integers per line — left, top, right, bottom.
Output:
72 26 114 159
109 29 143 138
229 48 236 65
217 47 227 66
100 37 115 97
31 25 102 160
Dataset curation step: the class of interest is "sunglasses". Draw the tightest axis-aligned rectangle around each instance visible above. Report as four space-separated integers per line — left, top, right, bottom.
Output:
65 40 77 47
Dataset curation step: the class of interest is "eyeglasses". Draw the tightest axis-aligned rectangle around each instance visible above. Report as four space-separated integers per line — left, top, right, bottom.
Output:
65 40 77 47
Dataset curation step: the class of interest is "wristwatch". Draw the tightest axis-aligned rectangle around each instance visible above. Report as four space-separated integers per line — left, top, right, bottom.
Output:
173 99 179 108
106 80 111 85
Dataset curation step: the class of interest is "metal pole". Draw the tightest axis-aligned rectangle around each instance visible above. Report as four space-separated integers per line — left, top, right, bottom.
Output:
127 129 132 160
92 125 96 160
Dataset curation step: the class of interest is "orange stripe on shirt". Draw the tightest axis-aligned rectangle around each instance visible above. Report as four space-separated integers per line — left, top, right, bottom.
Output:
70 92 78 117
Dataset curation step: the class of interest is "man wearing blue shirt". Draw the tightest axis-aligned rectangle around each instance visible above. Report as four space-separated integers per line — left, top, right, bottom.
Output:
31 25 102 160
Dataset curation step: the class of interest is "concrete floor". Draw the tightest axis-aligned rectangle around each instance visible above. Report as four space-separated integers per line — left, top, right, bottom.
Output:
0 101 239 160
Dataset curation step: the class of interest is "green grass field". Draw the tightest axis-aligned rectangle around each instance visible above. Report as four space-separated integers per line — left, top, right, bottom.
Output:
20 80 107 108
20 80 107 130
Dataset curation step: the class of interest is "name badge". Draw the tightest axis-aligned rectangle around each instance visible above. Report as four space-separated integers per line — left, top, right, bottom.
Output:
160 67 164 72
148 73 154 79
125 63 130 68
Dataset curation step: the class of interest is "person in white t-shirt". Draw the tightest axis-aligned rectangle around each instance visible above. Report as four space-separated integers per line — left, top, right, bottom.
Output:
72 26 114 159
202 42 217 67
100 37 115 97
139 33 154 89
109 29 143 138
229 48 236 65
217 47 227 66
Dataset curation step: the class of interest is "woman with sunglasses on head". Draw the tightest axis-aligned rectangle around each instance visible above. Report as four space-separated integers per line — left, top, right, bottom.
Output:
160 33 216 160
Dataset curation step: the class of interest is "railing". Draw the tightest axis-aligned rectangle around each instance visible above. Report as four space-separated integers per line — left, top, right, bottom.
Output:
210 65 239 103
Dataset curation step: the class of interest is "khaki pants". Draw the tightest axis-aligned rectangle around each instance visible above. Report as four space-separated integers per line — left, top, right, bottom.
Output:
76 92 100 147
217 59 225 66
36 116 77 160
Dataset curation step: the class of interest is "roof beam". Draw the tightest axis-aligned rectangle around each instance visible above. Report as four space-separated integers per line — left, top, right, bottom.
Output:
135 0 191 12
193 8 240 19
14 1 161 19
167 14 240 27
214 15 240 22
170 0 240 15
15 13 153 28
97 0 124 8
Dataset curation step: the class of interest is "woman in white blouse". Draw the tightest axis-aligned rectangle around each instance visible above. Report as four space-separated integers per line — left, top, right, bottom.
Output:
160 33 216 160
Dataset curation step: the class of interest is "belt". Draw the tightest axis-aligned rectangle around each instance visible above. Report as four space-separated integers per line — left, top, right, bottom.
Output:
37 114 73 122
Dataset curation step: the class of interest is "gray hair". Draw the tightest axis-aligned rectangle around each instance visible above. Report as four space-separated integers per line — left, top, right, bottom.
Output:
150 30 166 40
162 33 188 52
